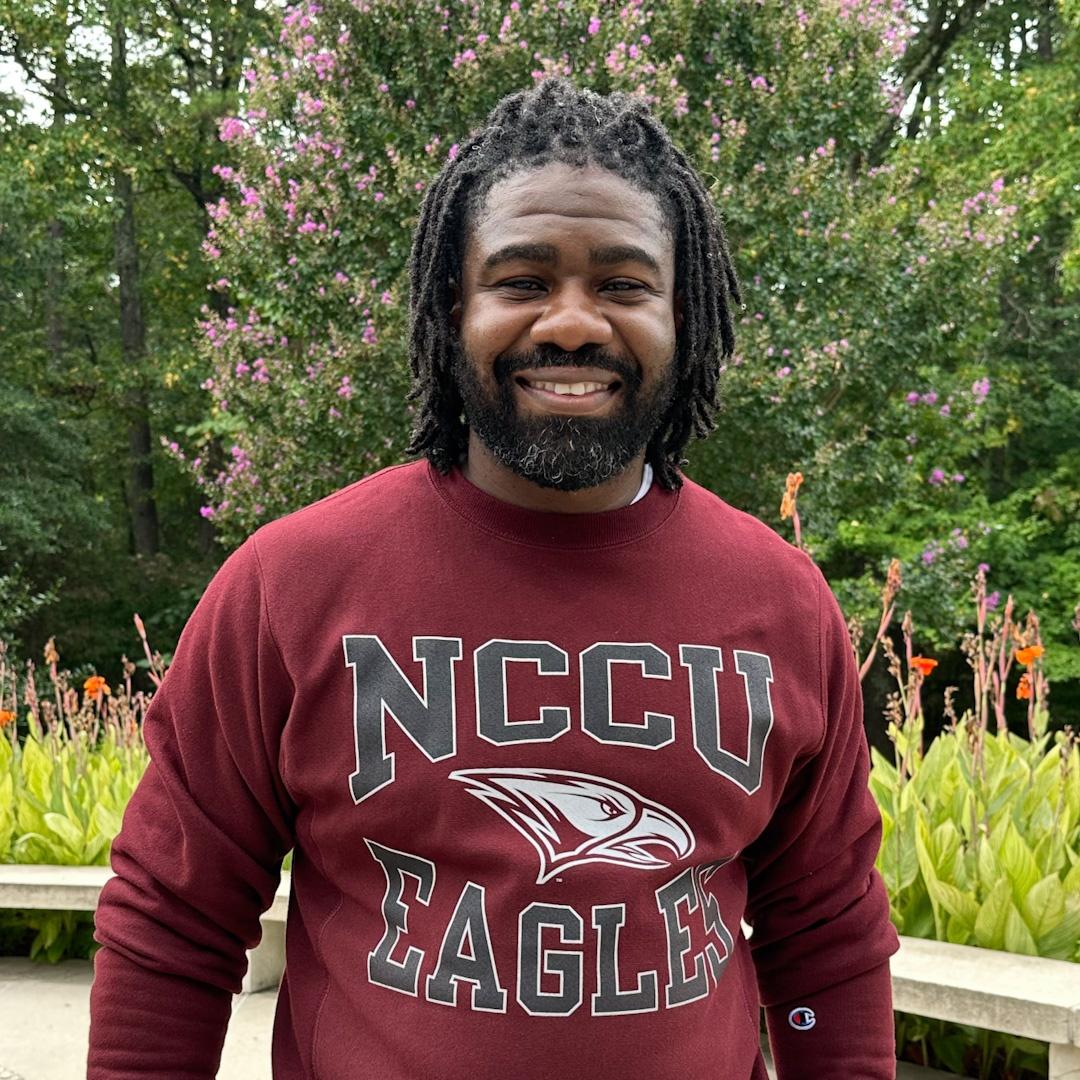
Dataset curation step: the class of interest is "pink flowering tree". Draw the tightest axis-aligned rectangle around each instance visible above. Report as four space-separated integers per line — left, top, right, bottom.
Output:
172 0 1066 661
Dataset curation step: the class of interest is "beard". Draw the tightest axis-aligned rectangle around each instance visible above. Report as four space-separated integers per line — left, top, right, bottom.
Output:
451 338 677 492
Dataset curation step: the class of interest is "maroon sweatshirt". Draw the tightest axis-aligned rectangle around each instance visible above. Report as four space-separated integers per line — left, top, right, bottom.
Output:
89 460 899 1079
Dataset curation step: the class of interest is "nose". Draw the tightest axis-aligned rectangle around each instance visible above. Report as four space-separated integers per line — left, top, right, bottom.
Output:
529 280 614 354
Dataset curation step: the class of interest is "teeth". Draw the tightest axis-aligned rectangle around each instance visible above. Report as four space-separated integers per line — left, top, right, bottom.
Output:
531 380 607 396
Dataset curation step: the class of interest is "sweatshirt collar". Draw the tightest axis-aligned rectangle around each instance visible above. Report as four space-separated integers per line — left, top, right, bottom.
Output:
426 459 679 549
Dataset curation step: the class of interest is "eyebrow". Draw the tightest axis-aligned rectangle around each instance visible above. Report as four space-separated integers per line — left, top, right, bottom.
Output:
482 242 661 274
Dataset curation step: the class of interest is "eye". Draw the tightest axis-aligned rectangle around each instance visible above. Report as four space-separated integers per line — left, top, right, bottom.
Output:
604 280 647 293
497 279 543 293
598 798 622 819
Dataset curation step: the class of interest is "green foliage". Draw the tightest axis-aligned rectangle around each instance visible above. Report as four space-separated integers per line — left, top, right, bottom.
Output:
0 380 100 649
0 725 148 961
873 724 1080 1076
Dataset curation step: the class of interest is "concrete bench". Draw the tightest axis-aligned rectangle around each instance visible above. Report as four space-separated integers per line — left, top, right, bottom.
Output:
2 866 1078 1076
0 865 287 994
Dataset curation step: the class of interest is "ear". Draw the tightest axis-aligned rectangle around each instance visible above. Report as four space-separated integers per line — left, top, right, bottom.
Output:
449 278 462 334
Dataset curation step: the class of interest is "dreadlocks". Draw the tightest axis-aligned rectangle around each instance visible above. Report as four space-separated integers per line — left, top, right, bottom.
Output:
405 77 743 491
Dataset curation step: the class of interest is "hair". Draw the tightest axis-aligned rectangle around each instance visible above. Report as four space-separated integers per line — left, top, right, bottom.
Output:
405 77 743 491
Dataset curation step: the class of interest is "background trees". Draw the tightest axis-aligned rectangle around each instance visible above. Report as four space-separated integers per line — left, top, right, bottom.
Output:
1 0 1076 730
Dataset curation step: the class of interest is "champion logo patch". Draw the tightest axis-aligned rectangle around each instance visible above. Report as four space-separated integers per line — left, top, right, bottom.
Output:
787 1006 816 1030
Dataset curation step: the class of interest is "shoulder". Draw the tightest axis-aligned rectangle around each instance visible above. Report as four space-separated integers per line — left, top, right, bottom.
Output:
674 472 826 597
248 459 432 567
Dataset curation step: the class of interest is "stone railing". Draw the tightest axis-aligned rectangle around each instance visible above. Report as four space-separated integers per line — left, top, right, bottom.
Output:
3 865 1079 1077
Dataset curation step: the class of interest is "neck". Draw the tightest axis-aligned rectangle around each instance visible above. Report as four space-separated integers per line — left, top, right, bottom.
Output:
461 432 647 514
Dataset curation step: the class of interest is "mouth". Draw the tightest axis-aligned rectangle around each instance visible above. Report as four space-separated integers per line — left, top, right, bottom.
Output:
513 366 623 415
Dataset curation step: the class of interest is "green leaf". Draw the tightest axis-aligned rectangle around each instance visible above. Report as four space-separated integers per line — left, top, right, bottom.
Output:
973 878 1012 950
996 821 1041 902
43 812 85 860
1021 874 1066 940
1003 903 1038 956
1037 897 1080 960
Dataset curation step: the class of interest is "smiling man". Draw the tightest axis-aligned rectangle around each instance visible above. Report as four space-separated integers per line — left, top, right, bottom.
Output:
89 80 899 1080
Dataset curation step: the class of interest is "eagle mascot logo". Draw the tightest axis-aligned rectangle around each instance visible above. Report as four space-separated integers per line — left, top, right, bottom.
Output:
450 768 695 884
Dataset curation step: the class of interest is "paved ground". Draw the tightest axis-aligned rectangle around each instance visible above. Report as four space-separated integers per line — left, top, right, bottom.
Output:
0 957 956 1079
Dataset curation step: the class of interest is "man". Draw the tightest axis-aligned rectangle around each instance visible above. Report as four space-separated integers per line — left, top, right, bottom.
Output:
89 78 899 1079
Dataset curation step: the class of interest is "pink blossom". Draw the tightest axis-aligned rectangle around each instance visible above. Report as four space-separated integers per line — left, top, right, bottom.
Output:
588 16 600 33
218 116 247 142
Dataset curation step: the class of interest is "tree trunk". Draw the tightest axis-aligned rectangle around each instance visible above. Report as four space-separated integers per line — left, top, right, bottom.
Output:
44 3 69 371
1037 0 1053 61
111 3 159 556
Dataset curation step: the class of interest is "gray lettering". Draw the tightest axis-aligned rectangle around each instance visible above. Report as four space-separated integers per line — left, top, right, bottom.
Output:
581 643 674 748
591 904 658 1014
345 635 462 803
680 645 775 794
425 882 506 1012
656 868 709 1008
365 839 435 996
475 640 571 745
517 903 583 1017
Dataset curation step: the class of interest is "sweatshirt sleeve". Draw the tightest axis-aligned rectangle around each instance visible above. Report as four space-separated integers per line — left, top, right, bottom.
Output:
742 569 900 1078
88 536 296 1079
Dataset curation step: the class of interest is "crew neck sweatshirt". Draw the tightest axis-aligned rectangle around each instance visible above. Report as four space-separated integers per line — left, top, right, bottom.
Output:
89 459 899 1079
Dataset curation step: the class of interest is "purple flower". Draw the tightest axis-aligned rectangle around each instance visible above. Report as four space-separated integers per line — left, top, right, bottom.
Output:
978 562 990 574
929 468 946 485
971 376 990 404
940 404 951 416
906 391 919 405
985 591 1001 611
921 391 938 405
952 473 965 484
588 15 601 33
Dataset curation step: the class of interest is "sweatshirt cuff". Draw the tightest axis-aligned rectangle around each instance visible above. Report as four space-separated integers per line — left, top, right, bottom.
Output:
764 960 895 1080
88 945 232 1079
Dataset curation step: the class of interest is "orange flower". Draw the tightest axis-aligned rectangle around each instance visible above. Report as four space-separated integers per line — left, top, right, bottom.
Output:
911 656 938 677
1016 672 1032 700
83 675 111 698
1015 645 1044 666
0 709 15 728
780 472 804 520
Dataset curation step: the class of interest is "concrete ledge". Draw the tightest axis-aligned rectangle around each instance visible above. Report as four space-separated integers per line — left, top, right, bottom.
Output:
0 866 291 994
3 867 1079 1063
892 936 1080 1048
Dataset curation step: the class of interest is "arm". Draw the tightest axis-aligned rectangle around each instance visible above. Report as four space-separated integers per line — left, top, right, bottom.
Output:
88 537 296 1079
744 570 899 1079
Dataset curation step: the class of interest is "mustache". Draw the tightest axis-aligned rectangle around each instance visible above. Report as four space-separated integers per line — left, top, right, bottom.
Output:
493 346 642 391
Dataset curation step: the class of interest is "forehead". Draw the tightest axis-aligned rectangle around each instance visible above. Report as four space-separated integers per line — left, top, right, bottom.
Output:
465 162 674 269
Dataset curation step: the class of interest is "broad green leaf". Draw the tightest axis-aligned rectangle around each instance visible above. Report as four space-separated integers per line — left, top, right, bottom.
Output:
1037 898 1080 960
996 821 1041 902
1020 874 1066 939
973 878 1012 950
43 811 85 854
1003 903 1038 956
